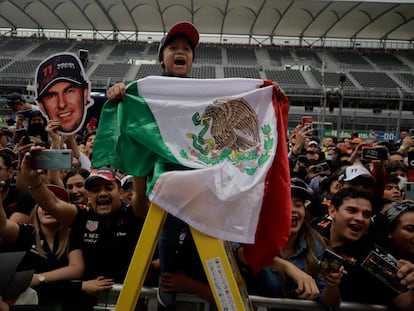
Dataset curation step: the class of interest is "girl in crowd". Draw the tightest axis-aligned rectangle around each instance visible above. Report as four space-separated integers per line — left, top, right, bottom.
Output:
235 178 343 310
0 183 84 310
62 168 90 205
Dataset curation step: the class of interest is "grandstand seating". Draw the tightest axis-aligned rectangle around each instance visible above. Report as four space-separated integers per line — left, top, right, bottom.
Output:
90 63 131 79
350 71 399 89
0 39 32 55
267 48 292 66
363 52 410 71
396 72 414 88
136 64 163 79
0 60 41 77
226 47 258 65
70 42 105 56
310 69 356 89
0 59 12 69
147 44 159 56
330 50 372 70
194 45 222 64
28 40 73 57
223 66 260 79
265 69 308 87
109 43 146 60
190 66 216 79
294 49 323 66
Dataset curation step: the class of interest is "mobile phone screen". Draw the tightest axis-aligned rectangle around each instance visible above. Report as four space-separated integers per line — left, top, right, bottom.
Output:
30 150 72 170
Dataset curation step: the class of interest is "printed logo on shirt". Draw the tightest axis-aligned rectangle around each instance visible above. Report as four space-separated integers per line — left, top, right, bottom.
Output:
86 220 98 232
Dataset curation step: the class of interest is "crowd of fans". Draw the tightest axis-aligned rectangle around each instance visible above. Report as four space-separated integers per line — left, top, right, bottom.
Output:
1 20 414 311
1 87 414 310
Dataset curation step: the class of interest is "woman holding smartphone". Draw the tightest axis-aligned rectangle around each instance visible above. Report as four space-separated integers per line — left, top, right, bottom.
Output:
234 178 343 310
0 182 84 310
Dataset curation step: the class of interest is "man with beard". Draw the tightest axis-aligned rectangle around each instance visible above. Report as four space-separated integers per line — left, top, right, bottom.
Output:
0 152 35 224
313 188 414 310
19 158 149 310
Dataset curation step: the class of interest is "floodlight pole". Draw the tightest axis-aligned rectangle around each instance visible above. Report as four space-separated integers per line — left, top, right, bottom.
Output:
396 87 403 138
321 62 326 138
336 72 346 138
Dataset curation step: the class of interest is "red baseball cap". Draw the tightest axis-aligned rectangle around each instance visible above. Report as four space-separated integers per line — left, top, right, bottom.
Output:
84 167 120 190
158 22 199 62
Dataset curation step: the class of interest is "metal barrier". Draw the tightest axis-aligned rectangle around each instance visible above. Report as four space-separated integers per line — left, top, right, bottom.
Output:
94 285 389 311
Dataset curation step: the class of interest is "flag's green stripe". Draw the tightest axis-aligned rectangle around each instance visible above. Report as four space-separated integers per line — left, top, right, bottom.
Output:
93 80 187 189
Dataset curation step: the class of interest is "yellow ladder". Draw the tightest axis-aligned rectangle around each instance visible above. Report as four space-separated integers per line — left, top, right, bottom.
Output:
115 203 253 311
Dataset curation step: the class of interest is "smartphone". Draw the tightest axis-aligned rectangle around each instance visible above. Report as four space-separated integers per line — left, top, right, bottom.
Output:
362 147 388 161
405 182 414 200
15 128 31 145
301 116 313 129
30 150 72 170
409 129 414 137
317 249 345 278
311 162 330 174
18 109 35 118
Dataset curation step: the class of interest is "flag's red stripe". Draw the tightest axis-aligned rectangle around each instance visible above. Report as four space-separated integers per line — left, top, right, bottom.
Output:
243 80 292 274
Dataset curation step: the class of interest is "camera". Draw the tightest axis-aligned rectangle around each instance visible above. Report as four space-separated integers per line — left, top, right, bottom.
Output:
409 129 414 137
362 147 388 161
30 150 72 170
311 162 330 174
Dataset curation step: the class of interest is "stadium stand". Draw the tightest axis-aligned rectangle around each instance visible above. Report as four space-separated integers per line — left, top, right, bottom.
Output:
363 52 411 71
0 58 12 69
310 69 357 89
90 63 132 79
194 45 222 64
28 40 73 57
223 66 260 79
0 60 41 77
136 64 163 79
329 50 373 70
0 39 32 56
108 43 146 60
396 72 414 88
267 48 293 66
190 66 216 79
350 71 399 89
70 42 105 56
265 69 308 87
294 49 323 66
226 47 258 65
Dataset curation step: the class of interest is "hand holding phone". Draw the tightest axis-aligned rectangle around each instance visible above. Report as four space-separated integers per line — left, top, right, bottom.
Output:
362 147 388 161
317 249 345 279
18 109 35 119
15 128 31 145
30 149 72 170
301 116 313 130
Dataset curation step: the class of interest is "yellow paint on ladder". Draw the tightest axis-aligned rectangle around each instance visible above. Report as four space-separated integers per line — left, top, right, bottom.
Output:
115 203 253 311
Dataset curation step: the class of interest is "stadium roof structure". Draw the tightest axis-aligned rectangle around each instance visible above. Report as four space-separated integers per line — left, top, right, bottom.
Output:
0 0 413 45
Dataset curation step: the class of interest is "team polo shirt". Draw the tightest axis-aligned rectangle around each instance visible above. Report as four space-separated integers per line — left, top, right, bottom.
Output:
71 204 144 283
312 218 398 307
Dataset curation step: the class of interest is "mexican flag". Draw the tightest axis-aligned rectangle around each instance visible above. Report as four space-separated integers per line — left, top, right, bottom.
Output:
93 76 291 273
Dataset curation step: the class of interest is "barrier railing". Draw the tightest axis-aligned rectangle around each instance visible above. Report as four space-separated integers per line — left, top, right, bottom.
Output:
94 285 389 311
